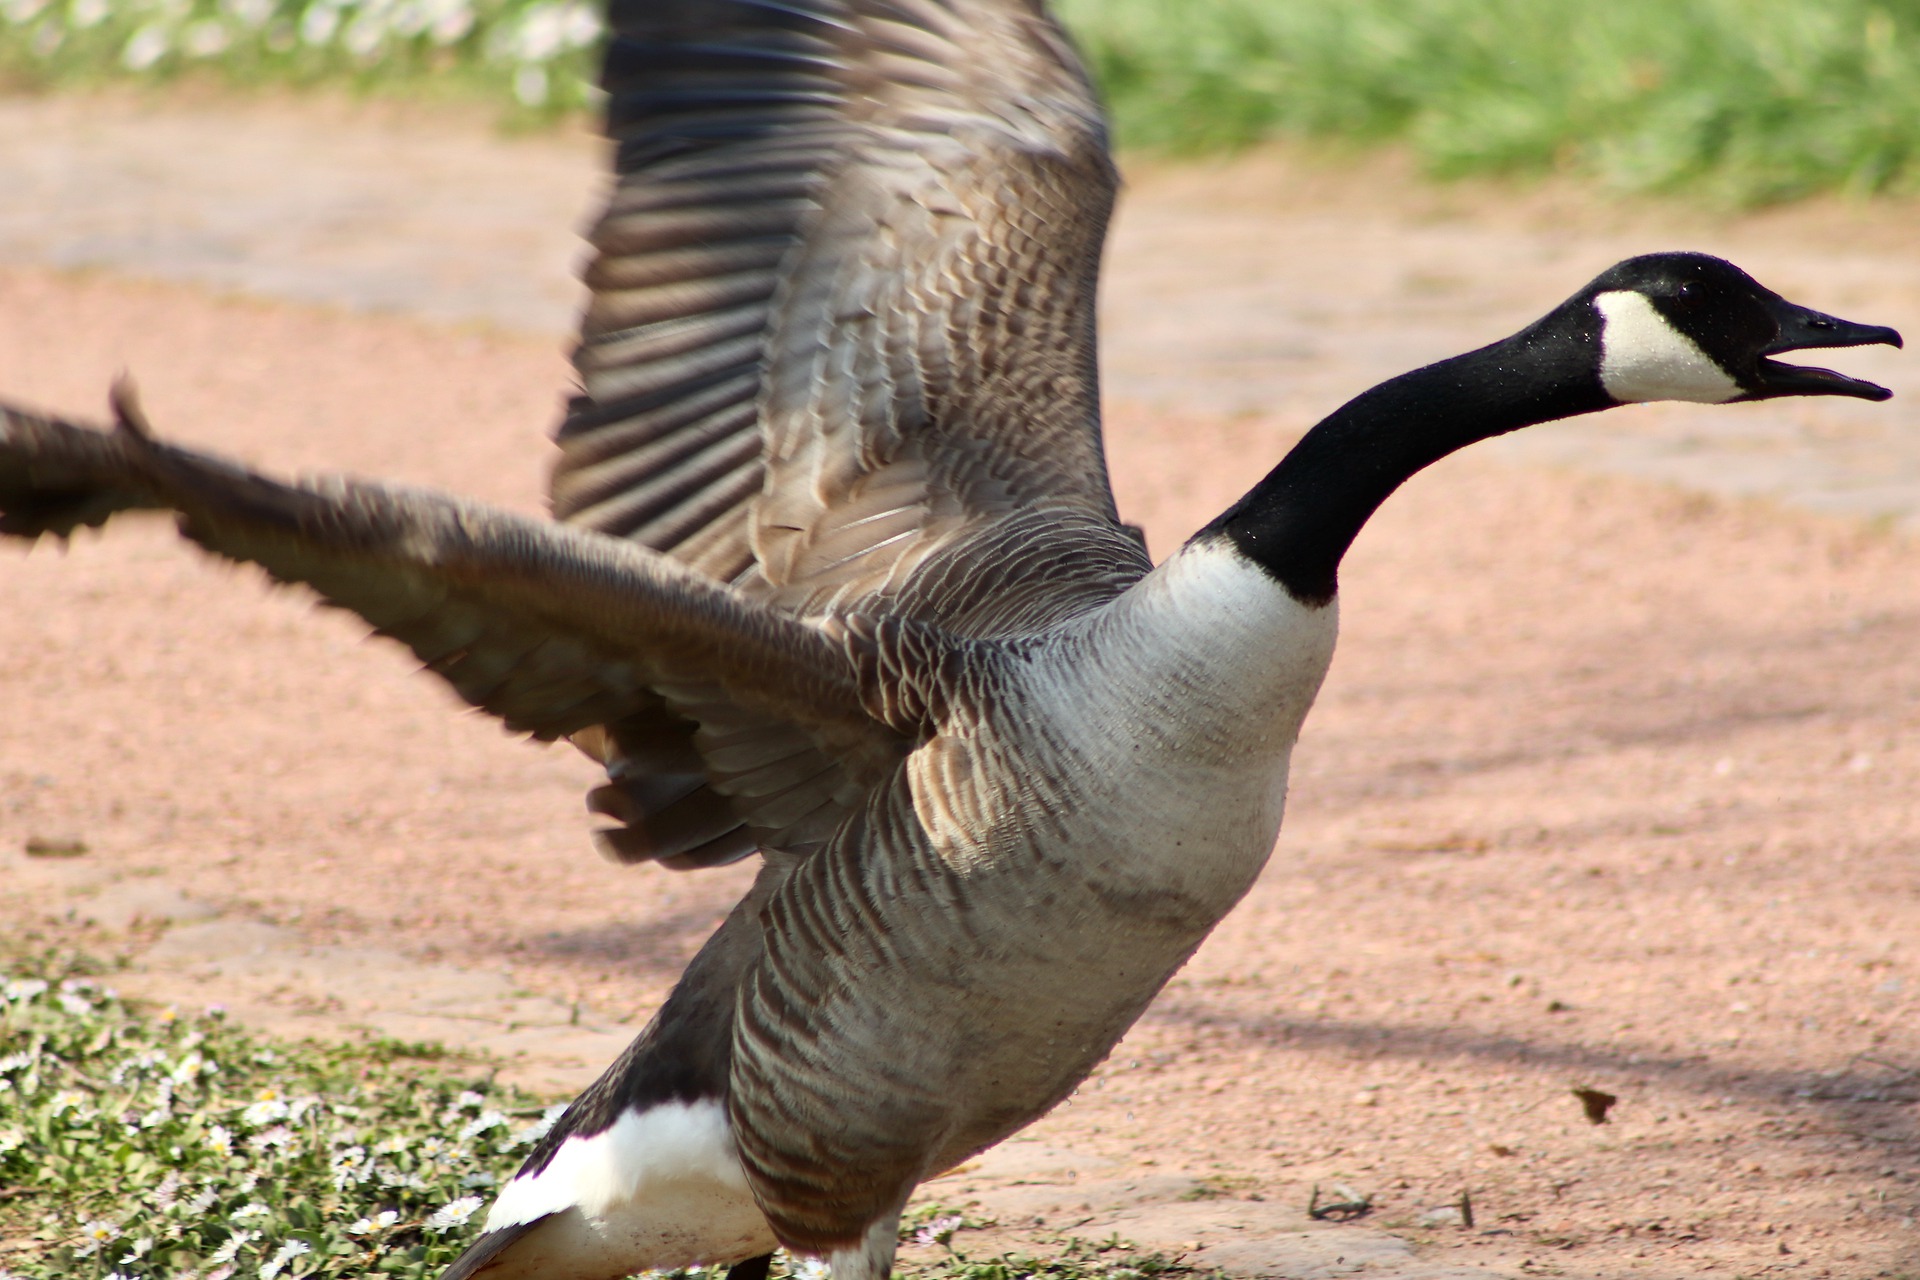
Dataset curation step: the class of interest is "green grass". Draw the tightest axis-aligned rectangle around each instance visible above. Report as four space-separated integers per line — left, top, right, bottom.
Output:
0 950 563 1279
1056 0 1920 204
0 951 1201 1280
0 0 599 111
4 0 1915 201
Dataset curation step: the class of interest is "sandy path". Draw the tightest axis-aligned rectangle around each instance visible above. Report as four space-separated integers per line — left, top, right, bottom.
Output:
0 95 1916 1278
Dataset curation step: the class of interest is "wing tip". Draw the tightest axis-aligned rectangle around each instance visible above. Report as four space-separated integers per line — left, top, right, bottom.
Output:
438 1217 547 1280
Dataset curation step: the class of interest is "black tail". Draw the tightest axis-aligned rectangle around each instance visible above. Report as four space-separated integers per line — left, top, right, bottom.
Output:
438 1218 546 1280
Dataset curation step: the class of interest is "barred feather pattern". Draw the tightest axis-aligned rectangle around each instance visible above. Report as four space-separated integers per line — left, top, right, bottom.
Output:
724 542 1339 1249
551 0 1151 872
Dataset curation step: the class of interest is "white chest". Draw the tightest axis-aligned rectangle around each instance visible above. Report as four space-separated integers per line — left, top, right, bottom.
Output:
911 540 1338 913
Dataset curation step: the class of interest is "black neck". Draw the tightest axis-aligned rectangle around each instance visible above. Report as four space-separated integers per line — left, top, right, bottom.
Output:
1209 309 1612 604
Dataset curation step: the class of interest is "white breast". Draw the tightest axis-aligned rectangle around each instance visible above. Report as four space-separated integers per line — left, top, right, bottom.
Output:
1053 537 1340 760
483 1100 774 1272
989 538 1340 905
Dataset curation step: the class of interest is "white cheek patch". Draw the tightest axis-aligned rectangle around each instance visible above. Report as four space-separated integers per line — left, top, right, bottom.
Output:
1595 290 1743 404
484 1099 751 1231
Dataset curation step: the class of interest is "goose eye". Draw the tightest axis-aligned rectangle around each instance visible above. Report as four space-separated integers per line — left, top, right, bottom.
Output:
1674 282 1696 301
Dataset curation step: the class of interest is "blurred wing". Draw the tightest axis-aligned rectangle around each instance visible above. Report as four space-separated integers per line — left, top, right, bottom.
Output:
547 0 829 583
0 405 915 857
553 0 1150 632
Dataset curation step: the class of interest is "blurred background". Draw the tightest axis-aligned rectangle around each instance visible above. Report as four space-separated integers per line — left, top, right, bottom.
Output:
6 0 1920 205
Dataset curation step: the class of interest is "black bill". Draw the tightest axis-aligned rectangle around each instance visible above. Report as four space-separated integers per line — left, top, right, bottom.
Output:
1755 296 1903 401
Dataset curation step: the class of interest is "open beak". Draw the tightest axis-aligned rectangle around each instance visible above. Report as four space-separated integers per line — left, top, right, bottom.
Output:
1754 297 1902 401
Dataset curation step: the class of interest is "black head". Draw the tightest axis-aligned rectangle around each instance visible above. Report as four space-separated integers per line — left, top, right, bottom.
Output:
1579 252 1901 404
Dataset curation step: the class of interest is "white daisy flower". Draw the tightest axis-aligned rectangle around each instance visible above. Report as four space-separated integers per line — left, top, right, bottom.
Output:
426 0 470 44
345 1208 401 1235
424 1196 483 1230
299 1 340 45
206 1229 260 1266
249 1125 295 1151
182 19 232 56
121 23 172 70
72 1219 119 1258
457 1109 508 1140
258 1239 310 1279
241 1098 290 1127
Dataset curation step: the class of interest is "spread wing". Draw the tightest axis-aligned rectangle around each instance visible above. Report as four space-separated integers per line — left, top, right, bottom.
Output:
0 403 918 858
548 0 1150 862
554 0 1150 629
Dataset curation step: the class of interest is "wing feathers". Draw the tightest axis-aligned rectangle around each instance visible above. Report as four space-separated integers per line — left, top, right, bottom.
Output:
582 329 765 406
556 0 1141 632
604 461 765 561
0 405 917 854
552 387 752 498
590 203 809 260
586 275 780 336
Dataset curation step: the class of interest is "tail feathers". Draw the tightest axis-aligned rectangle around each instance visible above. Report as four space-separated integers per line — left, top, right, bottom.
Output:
438 1218 546 1280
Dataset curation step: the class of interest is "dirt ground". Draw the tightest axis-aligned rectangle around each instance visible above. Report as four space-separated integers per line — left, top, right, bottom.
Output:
1 95 1917 1279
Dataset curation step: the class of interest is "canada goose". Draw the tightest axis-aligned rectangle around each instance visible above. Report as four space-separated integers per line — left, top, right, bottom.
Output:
0 0 1902 1278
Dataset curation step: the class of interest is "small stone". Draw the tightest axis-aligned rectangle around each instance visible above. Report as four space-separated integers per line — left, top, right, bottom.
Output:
1571 1087 1618 1124
24 834 88 857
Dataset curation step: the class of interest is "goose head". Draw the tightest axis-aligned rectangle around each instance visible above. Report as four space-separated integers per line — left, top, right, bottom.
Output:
1217 251 1902 605
1580 252 1900 405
